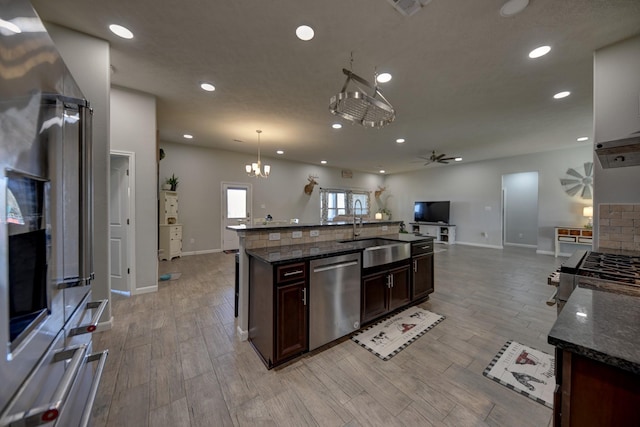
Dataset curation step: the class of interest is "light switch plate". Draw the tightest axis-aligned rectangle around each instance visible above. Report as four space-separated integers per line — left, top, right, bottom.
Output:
292 231 302 239
268 233 280 241
310 230 320 237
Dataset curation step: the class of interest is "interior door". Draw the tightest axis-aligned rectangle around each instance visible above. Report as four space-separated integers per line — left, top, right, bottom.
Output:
222 182 252 250
110 155 130 294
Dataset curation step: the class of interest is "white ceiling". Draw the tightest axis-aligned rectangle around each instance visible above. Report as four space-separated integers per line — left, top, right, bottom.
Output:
32 0 640 174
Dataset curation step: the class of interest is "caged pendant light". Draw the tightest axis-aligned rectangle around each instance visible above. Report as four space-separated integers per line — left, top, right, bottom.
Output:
245 130 271 178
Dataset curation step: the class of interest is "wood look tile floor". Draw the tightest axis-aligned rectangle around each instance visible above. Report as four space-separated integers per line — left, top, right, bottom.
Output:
92 245 562 427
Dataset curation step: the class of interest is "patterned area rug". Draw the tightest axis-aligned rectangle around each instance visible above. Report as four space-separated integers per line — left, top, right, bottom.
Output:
483 340 555 408
351 306 445 361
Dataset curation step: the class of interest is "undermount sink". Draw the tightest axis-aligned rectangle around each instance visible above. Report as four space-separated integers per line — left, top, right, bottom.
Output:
340 238 410 268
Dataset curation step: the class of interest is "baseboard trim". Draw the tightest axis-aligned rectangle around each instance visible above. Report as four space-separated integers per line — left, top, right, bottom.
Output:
237 326 248 342
133 285 158 295
536 250 555 256
181 248 223 256
456 241 504 250
503 242 538 249
95 316 114 332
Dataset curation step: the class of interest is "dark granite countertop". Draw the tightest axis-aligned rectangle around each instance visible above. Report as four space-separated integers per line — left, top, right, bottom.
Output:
548 286 640 375
227 220 401 232
246 234 434 264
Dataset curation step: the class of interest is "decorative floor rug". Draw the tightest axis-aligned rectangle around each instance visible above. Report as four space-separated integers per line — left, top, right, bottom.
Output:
159 272 182 281
483 340 555 408
351 306 445 361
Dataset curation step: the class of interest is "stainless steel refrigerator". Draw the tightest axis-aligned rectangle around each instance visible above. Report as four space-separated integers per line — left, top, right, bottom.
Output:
0 0 108 425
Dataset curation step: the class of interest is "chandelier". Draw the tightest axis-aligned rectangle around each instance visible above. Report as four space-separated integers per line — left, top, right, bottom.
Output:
245 130 270 178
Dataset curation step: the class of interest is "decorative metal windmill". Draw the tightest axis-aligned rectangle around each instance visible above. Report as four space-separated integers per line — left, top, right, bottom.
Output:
560 162 593 199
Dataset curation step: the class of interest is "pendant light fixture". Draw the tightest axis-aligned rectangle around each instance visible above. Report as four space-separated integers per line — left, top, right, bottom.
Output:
245 130 271 178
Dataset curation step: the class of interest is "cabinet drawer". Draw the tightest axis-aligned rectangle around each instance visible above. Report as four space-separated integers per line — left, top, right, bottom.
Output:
558 236 576 242
170 239 181 253
578 237 592 244
569 229 581 236
582 230 593 237
411 241 433 256
557 228 569 235
276 262 306 283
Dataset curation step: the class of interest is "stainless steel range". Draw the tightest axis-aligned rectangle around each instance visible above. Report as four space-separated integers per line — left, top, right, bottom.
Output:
1 1 108 425
551 250 640 313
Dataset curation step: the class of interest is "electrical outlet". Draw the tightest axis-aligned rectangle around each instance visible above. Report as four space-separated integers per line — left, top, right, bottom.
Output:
381 225 388 231
292 231 302 239
310 230 320 237
268 232 280 241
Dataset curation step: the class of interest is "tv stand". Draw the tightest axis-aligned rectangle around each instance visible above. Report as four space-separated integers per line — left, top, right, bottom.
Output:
410 223 456 245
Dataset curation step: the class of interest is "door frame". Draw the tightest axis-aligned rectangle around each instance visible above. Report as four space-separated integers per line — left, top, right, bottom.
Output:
221 181 252 250
109 150 136 294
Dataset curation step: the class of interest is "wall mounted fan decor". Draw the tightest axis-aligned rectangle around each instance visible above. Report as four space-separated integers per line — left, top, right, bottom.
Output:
417 151 459 165
560 162 593 199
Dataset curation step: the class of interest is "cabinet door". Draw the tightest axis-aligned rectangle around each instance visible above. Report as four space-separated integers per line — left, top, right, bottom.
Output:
362 273 388 324
389 265 411 311
412 254 434 300
275 282 307 363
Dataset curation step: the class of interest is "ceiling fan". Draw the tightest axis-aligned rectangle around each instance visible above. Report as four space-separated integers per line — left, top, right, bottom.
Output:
417 151 458 165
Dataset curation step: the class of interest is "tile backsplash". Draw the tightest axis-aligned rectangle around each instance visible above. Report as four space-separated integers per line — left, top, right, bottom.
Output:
598 204 640 251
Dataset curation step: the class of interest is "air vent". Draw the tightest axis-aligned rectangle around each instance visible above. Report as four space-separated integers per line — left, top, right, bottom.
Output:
387 0 432 17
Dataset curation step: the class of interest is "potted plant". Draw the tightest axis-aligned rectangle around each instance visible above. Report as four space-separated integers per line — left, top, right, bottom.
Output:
377 207 392 220
166 173 179 191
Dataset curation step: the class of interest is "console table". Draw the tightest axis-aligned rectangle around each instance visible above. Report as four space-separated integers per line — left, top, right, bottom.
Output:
554 227 592 257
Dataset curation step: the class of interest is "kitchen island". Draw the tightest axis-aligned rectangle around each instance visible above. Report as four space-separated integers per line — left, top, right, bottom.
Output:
228 220 434 367
548 286 640 426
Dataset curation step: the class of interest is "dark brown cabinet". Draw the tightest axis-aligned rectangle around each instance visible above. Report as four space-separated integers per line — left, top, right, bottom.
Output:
275 281 307 362
412 253 434 300
249 259 307 368
362 262 410 324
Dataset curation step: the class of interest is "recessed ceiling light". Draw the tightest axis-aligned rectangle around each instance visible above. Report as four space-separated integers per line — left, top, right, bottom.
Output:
455 157 462 162
396 138 405 143
529 45 551 59
296 25 314 41
320 160 327 164
376 73 392 83
500 0 529 17
554 91 571 99
276 150 284 155
577 136 589 142
183 134 193 139
109 24 133 39
332 123 342 129
379 170 386 174
200 82 215 92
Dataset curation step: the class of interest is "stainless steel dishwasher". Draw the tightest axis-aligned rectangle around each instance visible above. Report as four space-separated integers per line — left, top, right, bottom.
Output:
309 253 362 350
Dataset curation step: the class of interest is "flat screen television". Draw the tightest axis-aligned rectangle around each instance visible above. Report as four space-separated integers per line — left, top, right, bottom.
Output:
414 201 450 224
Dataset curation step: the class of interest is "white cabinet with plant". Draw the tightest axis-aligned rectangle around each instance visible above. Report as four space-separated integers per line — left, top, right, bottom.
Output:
159 189 182 260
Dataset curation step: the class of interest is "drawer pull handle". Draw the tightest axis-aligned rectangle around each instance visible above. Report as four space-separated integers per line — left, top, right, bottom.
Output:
2 344 88 426
68 299 108 336
283 270 304 277
78 350 109 427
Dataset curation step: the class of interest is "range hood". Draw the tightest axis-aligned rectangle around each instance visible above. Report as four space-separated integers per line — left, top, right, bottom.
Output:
595 135 640 168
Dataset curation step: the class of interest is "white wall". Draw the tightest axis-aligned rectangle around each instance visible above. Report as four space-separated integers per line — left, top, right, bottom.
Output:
45 24 112 321
110 87 158 292
384 146 592 253
593 34 640 243
159 141 384 253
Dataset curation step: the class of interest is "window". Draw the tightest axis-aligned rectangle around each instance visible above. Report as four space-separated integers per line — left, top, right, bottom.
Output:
320 188 370 222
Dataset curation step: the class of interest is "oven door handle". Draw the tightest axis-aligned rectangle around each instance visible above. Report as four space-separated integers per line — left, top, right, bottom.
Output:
78 350 109 427
68 299 108 336
2 344 88 426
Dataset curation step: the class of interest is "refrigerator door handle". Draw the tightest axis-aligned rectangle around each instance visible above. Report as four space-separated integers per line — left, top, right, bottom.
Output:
1 344 88 427
78 105 94 286
68 299 108 336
